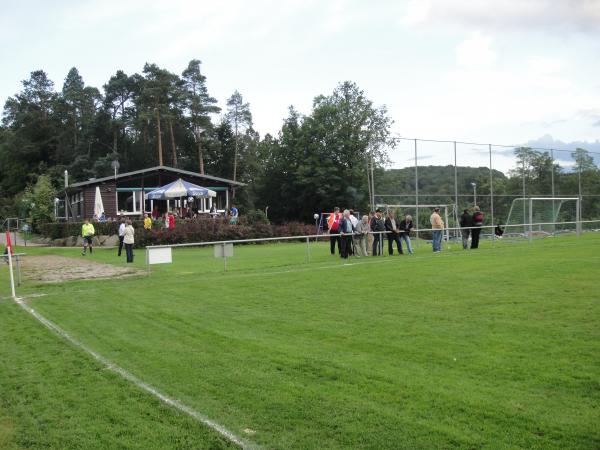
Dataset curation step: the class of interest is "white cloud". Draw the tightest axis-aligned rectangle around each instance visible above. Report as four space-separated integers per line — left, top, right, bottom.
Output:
401 0 600 33
455 32 496 68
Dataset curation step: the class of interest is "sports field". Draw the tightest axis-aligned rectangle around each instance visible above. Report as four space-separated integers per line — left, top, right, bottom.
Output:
1 234 599 449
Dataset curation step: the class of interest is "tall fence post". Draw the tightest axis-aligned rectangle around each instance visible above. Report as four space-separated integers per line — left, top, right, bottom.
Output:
528 198 533 243
489 144 495 246
454 141 459 239
414 139 419 247
306 236 311 263
576 198 582 237
522 153 527 236
578 163 582 235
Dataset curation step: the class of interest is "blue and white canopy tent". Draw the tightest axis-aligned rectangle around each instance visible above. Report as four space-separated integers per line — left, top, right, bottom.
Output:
146 178 217 200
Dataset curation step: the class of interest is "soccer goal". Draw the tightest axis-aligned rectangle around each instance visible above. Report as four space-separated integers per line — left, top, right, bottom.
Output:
376 204 457 242
505 197 580 239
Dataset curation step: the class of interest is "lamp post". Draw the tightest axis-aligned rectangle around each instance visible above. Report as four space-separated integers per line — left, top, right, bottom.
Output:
471 182 477 206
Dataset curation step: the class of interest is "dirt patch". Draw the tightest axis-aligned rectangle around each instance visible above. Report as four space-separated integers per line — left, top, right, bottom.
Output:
21 255 143 282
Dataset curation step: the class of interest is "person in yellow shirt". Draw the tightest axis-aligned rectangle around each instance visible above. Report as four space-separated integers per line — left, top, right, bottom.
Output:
81 219 95 255
143 213 152 230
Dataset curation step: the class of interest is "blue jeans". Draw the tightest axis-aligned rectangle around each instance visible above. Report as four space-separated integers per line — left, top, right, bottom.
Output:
400 234 413 254
432 230 442 252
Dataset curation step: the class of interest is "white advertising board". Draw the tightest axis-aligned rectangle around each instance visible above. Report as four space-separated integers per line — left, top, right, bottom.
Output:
147 247 172 264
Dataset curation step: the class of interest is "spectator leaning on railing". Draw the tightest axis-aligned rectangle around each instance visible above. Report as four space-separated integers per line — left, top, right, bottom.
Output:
354 215 370 257
398 214 414 255
430 207 444 253
370 209 385 256
338 209 354 259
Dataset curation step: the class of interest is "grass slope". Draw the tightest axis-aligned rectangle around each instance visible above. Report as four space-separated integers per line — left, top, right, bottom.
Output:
1 234 599 449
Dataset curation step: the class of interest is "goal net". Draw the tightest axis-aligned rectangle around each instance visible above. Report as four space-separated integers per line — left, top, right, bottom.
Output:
505 197 579 237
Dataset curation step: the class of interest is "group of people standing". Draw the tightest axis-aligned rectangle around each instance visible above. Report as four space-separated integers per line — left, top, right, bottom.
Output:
327 208 415 259
117 218 136 263
327 205 487 257
81 217 135 263
459 206 485 250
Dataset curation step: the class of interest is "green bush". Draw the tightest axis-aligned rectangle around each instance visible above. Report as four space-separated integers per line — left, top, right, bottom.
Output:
38 218 316 247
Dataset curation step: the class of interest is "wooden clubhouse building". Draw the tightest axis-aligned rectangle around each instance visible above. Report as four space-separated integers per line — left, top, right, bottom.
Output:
64 166 244 221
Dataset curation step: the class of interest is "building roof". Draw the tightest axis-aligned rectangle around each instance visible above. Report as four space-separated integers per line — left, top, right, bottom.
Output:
67 165 246 189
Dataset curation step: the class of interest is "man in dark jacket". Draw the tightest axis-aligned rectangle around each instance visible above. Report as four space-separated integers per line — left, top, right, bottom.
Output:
370 209 385 256
471 206 484 249
398 214 414 254
384 210 403 255
460 209 473 250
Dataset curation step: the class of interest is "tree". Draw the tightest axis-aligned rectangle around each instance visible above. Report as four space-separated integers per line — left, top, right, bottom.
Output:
509 147 558 196
138 64 178 166
103 70 135 160
572 148 597 172
225 90 252 191
182 59 220 174
0 70 60 196
254 82 395 221
20 174 56 228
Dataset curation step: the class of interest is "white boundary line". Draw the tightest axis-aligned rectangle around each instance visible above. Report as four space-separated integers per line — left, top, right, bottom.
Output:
12 296 259 450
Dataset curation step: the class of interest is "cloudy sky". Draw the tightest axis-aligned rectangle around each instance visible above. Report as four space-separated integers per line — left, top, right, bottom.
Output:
1 0 599 171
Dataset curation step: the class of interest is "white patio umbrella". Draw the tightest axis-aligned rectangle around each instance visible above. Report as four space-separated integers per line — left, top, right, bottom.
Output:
93 186 105 218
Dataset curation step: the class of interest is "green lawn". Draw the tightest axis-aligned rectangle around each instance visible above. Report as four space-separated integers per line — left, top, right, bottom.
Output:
1 234 599 449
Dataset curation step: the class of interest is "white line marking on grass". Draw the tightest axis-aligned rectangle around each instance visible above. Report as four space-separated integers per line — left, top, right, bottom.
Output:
12 297 259 450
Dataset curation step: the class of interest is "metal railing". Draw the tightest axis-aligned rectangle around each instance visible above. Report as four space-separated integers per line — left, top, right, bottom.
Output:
144 219 600 273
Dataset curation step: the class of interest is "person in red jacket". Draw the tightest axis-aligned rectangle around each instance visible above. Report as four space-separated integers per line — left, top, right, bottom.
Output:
471 206 484 249
168 211 175 230
327 207 342 255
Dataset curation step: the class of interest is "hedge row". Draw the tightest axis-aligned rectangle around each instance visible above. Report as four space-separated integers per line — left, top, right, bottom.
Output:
38 218 317 247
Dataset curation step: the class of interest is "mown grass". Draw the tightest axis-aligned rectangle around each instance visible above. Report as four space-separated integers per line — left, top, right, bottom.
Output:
1 234 599 449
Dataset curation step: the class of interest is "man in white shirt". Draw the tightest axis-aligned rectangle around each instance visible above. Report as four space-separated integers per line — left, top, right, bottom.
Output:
117 218 126 257
349 210 359 228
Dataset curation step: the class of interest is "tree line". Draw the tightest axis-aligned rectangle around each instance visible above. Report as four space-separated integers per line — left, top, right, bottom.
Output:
0 60 395 222
1 59 598 225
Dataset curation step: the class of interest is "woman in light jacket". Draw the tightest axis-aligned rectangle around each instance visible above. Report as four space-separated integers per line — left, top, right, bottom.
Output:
354 215 370 257
124 219 135 263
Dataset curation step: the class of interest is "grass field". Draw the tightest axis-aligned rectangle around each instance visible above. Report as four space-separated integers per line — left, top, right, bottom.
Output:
1 234 599 449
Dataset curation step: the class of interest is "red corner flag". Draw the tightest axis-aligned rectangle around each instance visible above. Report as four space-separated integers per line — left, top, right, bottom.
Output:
5 231 13 255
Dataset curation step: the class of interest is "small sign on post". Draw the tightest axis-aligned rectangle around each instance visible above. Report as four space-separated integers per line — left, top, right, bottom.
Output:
214 243 233 271
146 247 173 274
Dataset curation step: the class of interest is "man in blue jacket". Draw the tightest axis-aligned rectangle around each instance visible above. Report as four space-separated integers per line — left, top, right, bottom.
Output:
338 209 355 259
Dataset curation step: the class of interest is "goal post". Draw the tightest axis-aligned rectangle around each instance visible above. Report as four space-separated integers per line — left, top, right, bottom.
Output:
505 197 580 239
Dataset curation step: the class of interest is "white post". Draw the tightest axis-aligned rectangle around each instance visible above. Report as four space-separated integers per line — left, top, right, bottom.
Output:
528 198 533 243
443 206 450 243
576 198 581 237
414 139 419 247
7 248 16 299
306 236 311 263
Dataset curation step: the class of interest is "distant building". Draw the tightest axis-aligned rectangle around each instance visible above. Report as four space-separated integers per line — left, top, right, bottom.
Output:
64 165 244 221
